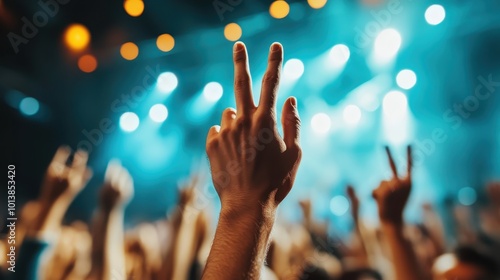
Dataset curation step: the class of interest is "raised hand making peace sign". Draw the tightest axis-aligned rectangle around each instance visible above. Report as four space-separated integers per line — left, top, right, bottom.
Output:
206 42 302 212
373 146 413 225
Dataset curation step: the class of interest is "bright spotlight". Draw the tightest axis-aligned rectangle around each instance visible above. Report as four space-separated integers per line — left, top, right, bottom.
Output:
374 29 402 61
396 69 417 90
343 105 361 125
283 59 304 80
157 72 178 94
203 82 223 102
149 104 168 123
311 113 331 134
425 5 446 25
383 90 407 117
330 195 350 216
119 112 140 132
458 187 477 206
329 44 350 67
19 97 39 116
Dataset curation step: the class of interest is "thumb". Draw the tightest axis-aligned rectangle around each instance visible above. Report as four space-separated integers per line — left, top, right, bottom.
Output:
281 96 300 150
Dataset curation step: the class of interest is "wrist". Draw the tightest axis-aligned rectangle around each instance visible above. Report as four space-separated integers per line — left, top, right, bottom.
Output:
220 202 276 227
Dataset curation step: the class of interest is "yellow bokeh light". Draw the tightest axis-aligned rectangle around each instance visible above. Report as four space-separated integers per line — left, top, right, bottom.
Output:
64 24 90 51
120 42 139 60
308 0 327 9
269 1 290 19
78 54 98 73
224 23 242 42
156 34 175 52
124 0 144 17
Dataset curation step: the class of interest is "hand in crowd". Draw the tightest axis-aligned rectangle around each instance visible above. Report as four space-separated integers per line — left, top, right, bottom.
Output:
373 146 412 226
203 41 301 279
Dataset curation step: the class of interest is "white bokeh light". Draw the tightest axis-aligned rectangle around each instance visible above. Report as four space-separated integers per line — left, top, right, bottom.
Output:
283 59 305 80
425 5 446 25
458 187 477 206
396 69 417 90
157 72 178 93
203 82 223 102
329 44 350 67
383 91 408 117
330 195 350 216
119 112 140 132
149 104 168 123
343 105 362 125
311 113 331 134
374 29 402 61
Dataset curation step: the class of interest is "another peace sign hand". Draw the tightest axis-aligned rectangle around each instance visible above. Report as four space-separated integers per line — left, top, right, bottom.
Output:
373 146 412 225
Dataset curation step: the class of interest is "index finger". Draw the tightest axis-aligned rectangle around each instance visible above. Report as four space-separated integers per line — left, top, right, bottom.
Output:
51 146 71 164
233 42 255 115
384 146 398 179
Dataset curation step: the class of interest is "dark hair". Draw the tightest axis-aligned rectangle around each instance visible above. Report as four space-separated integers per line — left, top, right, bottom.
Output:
300 264 331 280
454 246 498 276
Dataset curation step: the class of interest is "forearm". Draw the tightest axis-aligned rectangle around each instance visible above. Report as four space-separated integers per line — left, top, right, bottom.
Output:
202 206 276 280
29 197 71 235
88 208 125 280
381 222 423 280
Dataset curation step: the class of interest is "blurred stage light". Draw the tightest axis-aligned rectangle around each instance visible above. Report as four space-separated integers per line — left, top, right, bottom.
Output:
124 0 144 17
329 44 350 67
78 54 98 73
157 72 178 94
269 1 290 19
120 42 139 60
396 69 417 90
343 105 362 125
311 113 331 134
458 187 477 206
383 90 407 117
149 104 168 123
224 23 242 41
119 112 140 132
19 97 39 116
330 195 349 216
156 34 175 52
425 4 445 25
374 29 402 61
203 82 223 102
308 0 327 9
64 24 90 51
283 59 304 80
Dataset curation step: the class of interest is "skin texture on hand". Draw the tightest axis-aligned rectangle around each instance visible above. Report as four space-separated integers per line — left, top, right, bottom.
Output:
202 42 301 280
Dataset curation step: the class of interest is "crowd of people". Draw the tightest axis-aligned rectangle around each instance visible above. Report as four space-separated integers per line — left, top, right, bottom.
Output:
1 42 499 280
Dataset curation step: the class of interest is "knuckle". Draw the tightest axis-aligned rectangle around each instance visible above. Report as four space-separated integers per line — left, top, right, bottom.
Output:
235 116 251 129
234 77 250 90
206 138 219 152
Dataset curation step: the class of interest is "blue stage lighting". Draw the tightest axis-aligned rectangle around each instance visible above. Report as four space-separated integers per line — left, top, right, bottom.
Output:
396 69 417 90
383 90 407 117
119 112 140 132
203 82 223 102
149 104 168 123
311 113 331 134
157 72 178 94
343 105 362 125
374 29 402 61
425 4 446 25
330 195 350 216
458 187 477 206
19 97 40 116
329 44 350 67
283 59 304 80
